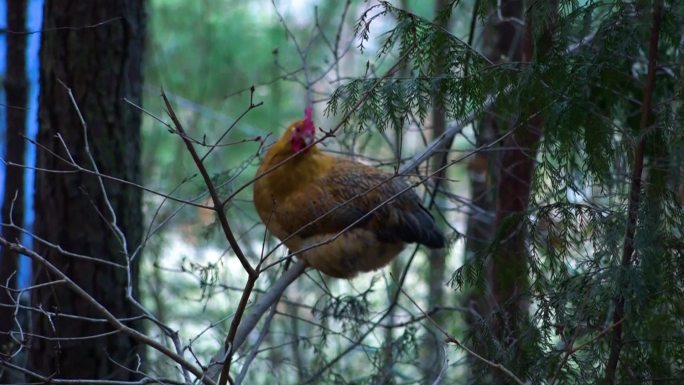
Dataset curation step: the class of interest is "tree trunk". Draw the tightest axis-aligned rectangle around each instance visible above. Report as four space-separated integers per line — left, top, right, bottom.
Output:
0 1 29 382
463 1 523 383
380 0 410 382
486 2 556 383
29 0 145 380
422 0 452 382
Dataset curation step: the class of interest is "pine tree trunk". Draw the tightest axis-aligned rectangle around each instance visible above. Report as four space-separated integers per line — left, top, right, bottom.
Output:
0 1 28 382
29 0 145 380
463 1 524 382
486 2 557 382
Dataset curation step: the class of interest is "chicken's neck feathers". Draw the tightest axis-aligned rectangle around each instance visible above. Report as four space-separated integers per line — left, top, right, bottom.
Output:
261 146 333 197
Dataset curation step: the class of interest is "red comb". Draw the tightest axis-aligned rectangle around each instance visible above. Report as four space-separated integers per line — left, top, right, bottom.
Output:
303 106 314 132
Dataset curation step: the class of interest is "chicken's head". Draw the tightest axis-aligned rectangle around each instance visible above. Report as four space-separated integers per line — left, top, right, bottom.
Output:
290 106 316 153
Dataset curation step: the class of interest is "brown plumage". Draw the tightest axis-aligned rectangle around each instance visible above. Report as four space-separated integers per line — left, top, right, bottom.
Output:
253 112 445 278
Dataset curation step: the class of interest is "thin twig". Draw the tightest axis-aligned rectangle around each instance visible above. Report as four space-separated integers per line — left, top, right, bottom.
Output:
552 318 624 385
272 0 313 106
161 90 255 278
160 91 263 385
0 357 186 385
206 261 307 382
0 238 215 385
2 16 122 35
4 134 213 210
56 80 129 259
220 49 412 209
301 245 421 385
399 286 526 385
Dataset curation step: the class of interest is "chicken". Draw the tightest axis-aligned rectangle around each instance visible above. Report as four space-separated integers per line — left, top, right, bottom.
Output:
253 108 445 278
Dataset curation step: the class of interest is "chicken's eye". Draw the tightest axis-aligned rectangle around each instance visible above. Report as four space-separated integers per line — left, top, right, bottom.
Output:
295 127 301 132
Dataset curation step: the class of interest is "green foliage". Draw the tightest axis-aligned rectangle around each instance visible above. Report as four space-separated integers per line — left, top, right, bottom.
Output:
328 0 684 384
313 277 379 336
328 1 501 132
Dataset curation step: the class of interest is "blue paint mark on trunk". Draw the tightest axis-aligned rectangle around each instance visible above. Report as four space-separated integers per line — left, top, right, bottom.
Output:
17 0 44 289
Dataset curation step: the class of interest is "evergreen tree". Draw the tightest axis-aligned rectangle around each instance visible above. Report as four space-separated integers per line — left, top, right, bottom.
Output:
328 1 684 383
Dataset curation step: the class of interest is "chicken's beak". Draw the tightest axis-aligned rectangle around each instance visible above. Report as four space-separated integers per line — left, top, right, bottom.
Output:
302 132 315 147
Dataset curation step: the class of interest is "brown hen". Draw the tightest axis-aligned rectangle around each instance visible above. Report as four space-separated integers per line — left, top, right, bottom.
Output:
253 109 445 278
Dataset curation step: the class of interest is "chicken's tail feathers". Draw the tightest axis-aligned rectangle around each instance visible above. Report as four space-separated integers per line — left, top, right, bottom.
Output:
420 226 446 249
413 205 446 249
382 205 446 249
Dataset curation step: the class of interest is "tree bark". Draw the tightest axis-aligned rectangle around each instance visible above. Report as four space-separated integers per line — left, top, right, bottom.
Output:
0 1 29 382
604 2 662 384
463 1 524 383
29 0 145 380
486 2 556 383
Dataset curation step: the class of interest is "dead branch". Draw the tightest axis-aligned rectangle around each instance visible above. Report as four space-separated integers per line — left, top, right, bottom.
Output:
0 238 216 385
205 260 307 382
399 286 526 385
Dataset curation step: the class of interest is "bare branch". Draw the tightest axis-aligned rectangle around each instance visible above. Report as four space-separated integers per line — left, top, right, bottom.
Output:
161 90 256 278
0 238 215 385
399 286 526 385
235 302 277 385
